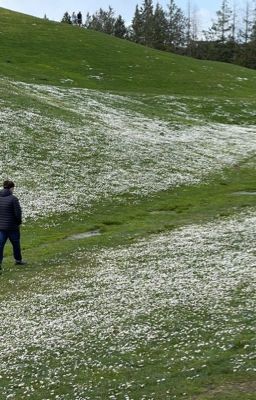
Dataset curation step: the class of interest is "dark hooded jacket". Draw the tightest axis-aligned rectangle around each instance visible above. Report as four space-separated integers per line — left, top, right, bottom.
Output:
0 189 22 230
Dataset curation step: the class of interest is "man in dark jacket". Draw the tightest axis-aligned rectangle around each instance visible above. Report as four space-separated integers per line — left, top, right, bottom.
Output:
0 180 26 271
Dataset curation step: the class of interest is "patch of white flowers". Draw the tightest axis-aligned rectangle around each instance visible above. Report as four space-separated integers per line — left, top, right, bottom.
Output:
0 77 255 398
0 210 255 398
0 79 255 219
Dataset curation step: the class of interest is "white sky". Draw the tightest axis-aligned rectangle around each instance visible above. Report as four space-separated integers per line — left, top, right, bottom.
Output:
0 0 249 31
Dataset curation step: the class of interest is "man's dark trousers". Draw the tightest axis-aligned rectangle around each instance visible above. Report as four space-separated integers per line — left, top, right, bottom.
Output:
0 230 22 264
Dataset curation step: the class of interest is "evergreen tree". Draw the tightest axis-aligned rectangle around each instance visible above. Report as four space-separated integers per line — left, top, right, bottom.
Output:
251 0 256 41
85 7 116 34
251 21 256 41
141 0 155 46
202 0 236 63
239 1 256 43
206 0 233 43
238 2 250 43
61 12 72 24
231 1 237 42
131 5 144 43
88 13 103 32
241 1 256 68
103 6 116 34
152 3 168 50
166 0 187 51
186 0 192 48
113 15 127 38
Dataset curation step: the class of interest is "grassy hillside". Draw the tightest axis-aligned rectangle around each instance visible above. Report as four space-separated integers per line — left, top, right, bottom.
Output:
0 7 256 400
1 7 256 97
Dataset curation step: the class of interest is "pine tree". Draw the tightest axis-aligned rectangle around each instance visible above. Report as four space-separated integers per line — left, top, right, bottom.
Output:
131 5 144 43
206 0 233 43
238 2 249 43
231 1 238 42
152 3 168 50
186 0 192 48
141 0 155 46
61 12 72 24
91 9 104 32
166 0 186 51
203 0 238 63
239 1 256 43
251 21 256 41
85 7 115 34
113 15 127 38
251 0 256 41
246 1 256 67
103 7 116 35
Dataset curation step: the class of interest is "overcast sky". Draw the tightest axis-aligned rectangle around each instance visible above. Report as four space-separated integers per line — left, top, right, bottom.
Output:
0 0 248 31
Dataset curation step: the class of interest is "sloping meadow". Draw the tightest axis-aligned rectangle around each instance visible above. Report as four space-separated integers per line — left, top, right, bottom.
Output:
0 77 256 398
0 78 256 220
0 210 255 398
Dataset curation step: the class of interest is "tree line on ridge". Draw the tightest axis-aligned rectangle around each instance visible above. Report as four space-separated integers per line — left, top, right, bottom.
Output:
60 0 256 69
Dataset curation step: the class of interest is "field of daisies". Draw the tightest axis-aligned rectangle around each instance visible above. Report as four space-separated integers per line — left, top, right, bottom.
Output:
1 78 256 219
0 76 255 399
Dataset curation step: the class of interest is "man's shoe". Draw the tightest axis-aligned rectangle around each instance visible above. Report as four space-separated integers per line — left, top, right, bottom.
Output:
15 260 27 266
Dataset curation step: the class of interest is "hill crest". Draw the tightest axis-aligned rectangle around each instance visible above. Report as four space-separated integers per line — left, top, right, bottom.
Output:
1 7 256 96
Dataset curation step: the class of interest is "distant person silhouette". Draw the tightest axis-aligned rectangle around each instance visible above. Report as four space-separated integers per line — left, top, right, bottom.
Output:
77 11 82 27
0 180 26 272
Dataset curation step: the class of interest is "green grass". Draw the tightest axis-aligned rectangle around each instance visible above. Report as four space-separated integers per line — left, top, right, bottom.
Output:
0 7 256 400
1 7 256 98
1 158 256 288
0 153 255 399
